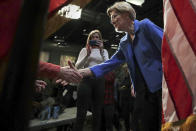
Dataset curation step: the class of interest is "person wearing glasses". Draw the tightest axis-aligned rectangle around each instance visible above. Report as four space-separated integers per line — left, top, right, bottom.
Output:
78 2 163 131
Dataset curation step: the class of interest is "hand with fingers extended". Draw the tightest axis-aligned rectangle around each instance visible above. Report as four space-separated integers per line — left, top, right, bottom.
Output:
35 80 47 92
56 79 68 86
57 60 83 84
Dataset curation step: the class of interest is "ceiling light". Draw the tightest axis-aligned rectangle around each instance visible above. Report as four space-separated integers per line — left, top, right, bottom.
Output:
58 4 82 19
126 0 145 6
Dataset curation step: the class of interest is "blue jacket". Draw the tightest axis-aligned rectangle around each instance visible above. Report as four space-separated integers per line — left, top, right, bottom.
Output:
90 19 163 93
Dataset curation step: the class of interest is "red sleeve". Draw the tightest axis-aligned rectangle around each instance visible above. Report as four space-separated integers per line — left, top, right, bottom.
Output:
38 61 60 79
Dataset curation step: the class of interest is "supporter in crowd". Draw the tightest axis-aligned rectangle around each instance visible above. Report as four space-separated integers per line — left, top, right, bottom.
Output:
74 29 109 131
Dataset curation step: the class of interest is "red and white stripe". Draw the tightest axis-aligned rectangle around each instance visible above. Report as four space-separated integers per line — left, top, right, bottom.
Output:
162 0 196 123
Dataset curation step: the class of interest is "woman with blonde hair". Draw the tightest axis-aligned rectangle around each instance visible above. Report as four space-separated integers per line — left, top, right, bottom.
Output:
74 29 109 131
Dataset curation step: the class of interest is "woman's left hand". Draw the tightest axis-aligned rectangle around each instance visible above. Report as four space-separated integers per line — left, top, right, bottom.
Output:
96 40 104 49
96 40 104 54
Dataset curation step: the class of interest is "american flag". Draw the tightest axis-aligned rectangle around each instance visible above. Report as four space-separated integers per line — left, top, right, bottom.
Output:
162 0 196 123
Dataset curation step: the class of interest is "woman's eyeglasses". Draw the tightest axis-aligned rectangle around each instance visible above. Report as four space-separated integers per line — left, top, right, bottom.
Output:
110 13 120 22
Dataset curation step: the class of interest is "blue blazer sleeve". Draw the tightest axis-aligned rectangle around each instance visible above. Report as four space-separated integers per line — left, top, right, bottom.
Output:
143 19 163 53
90 48 126 78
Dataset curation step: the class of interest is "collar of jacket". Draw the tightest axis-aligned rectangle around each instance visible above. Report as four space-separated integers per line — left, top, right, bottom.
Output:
120 19 140 43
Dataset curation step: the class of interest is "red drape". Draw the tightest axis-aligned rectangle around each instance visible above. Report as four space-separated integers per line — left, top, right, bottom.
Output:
0 0 70 60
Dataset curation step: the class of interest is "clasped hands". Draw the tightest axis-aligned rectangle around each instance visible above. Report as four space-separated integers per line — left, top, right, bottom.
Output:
35 60 90 92
56 60 91 86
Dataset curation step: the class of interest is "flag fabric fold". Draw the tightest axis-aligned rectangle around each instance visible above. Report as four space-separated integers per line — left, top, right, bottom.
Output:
162 0 196 127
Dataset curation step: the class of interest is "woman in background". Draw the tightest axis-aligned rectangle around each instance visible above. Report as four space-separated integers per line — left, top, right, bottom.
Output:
74 29 109 131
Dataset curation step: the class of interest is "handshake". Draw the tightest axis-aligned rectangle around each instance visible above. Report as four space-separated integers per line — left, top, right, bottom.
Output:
35 60 91 92
56 60 92 86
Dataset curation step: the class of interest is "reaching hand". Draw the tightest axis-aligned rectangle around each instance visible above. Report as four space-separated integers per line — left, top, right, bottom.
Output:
35 80 47 92
56 79 68 86
58 60 83 83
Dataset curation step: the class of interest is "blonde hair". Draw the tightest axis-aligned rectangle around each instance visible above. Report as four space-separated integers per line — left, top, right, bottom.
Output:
107 1 136 20
86 29 103 48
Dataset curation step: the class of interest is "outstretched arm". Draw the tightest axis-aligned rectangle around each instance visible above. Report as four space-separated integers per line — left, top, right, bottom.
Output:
38 61 83 83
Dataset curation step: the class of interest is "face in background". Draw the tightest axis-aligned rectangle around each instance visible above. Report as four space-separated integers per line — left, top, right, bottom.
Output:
90 33 100 41
86 30 102 49
110 10 133 33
